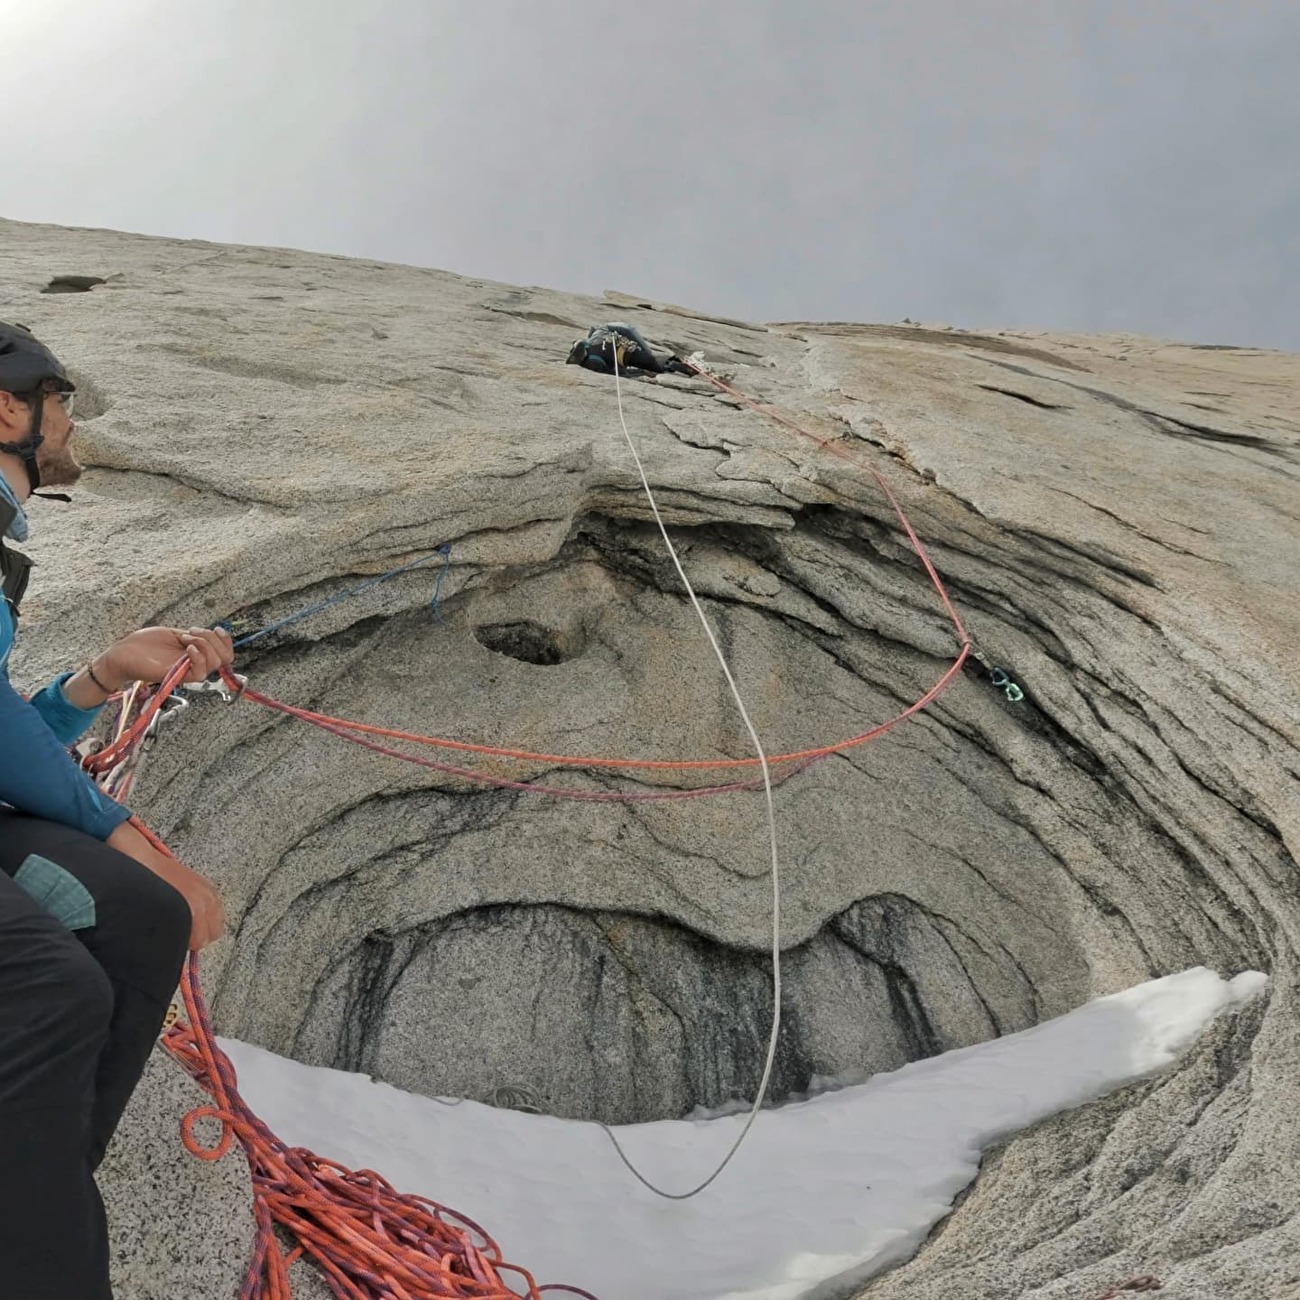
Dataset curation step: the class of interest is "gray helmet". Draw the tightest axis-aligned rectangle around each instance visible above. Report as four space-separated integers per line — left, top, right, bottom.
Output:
0 322 76 493
0 321 74 396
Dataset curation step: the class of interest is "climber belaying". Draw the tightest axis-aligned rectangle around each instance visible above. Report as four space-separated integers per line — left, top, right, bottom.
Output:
566 321 695 377
0 320 232 1299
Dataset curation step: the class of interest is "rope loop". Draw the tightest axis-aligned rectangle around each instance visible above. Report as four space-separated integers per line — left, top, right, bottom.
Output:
179 1104 236 1161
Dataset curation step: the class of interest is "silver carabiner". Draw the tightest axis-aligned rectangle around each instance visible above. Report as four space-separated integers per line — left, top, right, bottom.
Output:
142 694 189 748
182 672 248 705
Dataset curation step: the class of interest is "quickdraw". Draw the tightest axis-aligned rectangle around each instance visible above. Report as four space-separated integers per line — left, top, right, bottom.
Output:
989 667 1025 703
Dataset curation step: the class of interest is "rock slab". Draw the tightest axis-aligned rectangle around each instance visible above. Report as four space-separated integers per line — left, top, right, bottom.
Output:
0 217 1295 1298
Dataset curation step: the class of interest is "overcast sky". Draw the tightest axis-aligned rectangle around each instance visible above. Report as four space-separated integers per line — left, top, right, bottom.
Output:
5 1 1298 348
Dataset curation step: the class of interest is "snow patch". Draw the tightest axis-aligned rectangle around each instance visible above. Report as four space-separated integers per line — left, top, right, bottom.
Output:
223 966 1266 1300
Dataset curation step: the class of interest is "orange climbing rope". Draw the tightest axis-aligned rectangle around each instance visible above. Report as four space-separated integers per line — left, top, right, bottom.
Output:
163 950 582 1299
220 645 968 776
684 359 969 640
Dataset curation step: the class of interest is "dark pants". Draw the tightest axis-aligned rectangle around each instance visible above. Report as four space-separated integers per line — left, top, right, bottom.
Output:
0 811 191 1300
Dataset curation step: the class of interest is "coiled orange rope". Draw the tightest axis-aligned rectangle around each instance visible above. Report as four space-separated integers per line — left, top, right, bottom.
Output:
152 924 594 1299
86 677 595 1297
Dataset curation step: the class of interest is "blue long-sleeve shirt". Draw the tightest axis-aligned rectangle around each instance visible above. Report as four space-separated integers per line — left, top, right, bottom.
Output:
1 485 130 841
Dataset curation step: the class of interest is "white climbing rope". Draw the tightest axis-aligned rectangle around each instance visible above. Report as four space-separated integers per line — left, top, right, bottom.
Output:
602 346 784 1199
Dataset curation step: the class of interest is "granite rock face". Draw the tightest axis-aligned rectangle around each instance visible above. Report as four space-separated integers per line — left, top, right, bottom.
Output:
0 217 1296 1298
97 1053 254 1300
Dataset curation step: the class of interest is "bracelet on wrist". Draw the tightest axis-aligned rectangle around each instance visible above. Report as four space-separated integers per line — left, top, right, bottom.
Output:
86 660 115 696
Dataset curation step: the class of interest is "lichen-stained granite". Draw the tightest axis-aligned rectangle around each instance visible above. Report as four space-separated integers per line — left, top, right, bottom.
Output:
0 216 1295 1298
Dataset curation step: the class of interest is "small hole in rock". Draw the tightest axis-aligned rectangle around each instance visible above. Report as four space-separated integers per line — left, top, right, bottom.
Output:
42 275 107 295
474 620 579 666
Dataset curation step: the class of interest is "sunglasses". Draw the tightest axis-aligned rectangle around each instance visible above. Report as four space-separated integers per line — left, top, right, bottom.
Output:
44 389 75 417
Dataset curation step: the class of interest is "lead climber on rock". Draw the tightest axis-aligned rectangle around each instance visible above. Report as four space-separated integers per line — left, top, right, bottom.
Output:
0 320 231 1299
567 321 696 376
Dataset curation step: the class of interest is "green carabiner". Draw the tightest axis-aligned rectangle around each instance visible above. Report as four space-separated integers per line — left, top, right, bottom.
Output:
988 666 1024 703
